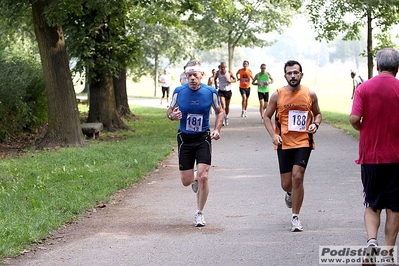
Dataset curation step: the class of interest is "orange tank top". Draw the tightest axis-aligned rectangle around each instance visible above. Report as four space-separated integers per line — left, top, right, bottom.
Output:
238 68 252 89
275 86 315 150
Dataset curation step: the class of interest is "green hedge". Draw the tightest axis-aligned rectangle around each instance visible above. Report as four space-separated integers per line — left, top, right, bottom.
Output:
0 54 47 141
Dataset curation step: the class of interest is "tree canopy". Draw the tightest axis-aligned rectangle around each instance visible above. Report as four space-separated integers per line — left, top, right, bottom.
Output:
306 0 399 78
189 0 302 70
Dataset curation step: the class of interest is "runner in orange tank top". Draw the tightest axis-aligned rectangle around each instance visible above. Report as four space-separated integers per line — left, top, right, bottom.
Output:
236 60 254 118
263 60 322 232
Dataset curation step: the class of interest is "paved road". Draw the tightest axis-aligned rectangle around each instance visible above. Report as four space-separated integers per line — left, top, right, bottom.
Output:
8 99 370 266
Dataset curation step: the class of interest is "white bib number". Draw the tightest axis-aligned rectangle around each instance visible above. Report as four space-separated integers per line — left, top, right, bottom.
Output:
288 110 308 132
186 113 203 132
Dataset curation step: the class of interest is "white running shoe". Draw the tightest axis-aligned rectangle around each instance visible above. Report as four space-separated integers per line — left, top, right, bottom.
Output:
241 111 245 117
291 216 303 232
244 111 247 117
194 212 206 227
285 192 292 208
362 239 378 265
224 117 229 126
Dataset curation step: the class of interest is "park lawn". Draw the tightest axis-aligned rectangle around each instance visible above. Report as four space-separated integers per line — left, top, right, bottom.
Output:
2 63 360 259
0 106 176 259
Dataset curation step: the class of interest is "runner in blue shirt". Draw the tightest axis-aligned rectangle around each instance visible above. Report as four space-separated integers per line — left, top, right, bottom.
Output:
167 60 224 227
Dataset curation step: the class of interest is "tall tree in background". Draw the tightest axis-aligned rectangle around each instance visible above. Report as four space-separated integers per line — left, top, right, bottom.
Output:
138 22 199 96
190 0 302 71
306 0 399 78
0 0 85 147
127 1 204 96
61 1 137 130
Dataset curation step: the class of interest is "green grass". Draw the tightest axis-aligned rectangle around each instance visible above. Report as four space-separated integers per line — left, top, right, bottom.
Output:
322 111 359 139
321 110 359 139
0 63 361 259
0 106 176 258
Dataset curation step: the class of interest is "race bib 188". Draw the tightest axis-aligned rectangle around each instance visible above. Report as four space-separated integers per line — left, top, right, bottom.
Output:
288 110 308 132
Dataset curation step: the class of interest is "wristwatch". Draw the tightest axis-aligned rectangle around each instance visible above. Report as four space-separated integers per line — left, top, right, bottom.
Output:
168 114 173 120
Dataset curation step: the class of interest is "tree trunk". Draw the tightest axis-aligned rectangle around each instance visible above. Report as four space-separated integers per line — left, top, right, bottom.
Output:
367 10 373 79
228 43 235 71
114 68 134 118
32 0 85 148
87 71 128 131
154 54 159 97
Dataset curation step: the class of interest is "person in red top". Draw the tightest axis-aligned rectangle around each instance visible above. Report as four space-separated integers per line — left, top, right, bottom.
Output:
236 60 254 118
350 48 399 256
263 60 322 232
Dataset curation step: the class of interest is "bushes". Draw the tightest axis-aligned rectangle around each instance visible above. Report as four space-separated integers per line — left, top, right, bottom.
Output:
0 54 47 141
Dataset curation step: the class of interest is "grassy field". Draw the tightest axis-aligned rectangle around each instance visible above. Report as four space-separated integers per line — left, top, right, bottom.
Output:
0 107 177 259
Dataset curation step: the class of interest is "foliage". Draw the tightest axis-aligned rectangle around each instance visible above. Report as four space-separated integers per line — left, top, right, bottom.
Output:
306 0 399 77
0 42 47 141
126 0 206 82
0 106 176 258
189 0 302 69
52 0 141 82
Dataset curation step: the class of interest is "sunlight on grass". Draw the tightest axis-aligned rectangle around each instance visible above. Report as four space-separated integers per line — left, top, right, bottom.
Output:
0 107 176 258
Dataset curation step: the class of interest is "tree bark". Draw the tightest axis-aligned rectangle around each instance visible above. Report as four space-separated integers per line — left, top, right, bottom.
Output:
154 54 159 97
32 0 85 148
87 71 129 131
114 68 134 118
228 43 235 72
366 10 373 79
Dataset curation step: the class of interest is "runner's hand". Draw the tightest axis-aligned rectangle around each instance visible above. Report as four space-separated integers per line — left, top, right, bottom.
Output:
210 131 220 140
272 135 282 145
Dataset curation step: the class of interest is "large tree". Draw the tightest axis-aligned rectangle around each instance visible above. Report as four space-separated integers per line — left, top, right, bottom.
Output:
306 0 399 78
32 0 84 147
60 1 137 130
190 0 302 70
63 0 204 127
0 0 85 147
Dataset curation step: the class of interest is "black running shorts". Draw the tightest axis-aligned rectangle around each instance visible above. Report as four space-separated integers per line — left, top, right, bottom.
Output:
258 92 269 101
218 90 232 100
177 131 212 171
277 147 312 174
361 163 399 212
239 87 250 97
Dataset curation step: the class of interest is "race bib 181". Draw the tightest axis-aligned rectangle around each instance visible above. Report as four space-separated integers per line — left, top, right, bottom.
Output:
186 113 203 132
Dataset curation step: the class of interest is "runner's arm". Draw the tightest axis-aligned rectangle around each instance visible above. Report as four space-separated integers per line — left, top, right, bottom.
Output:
252 74 258 85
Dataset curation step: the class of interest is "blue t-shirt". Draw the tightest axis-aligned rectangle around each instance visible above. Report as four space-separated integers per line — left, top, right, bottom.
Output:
170 83 220 134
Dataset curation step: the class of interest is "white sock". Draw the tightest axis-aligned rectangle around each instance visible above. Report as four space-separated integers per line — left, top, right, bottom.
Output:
196 210 203 214
292 213 299 219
